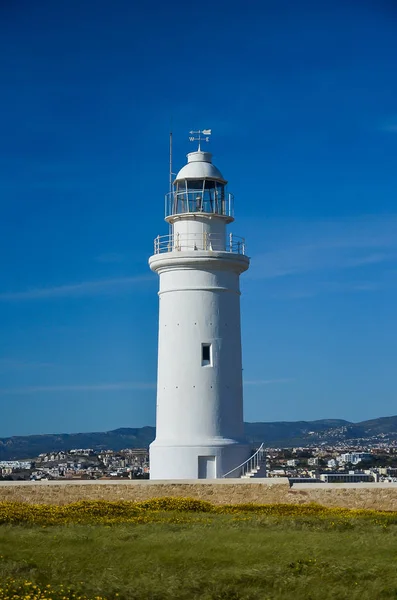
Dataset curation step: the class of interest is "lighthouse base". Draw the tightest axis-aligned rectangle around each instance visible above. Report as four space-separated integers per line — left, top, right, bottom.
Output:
149 441 249 480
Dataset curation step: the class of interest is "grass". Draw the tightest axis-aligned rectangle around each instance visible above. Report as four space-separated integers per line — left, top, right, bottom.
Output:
1 501 397 599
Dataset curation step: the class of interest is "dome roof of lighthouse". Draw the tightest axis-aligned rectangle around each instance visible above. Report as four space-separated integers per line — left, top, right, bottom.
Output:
174 151 227 183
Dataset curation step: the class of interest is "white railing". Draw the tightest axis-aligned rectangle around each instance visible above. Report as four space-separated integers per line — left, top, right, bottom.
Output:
153 232 246 255
222 443 266 478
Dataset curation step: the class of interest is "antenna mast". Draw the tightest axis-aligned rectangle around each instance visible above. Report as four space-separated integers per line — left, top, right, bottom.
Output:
169 131 173 194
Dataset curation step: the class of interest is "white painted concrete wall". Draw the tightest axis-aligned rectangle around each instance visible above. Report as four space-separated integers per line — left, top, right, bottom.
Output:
172 215 226 251
153 258 246 443
149 150 249 480
149 250 249 479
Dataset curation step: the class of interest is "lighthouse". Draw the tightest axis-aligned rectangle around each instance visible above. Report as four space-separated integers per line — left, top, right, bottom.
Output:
149 132 250 479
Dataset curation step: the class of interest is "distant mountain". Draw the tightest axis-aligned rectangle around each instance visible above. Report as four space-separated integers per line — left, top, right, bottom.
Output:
0 427 155 460
355 416 397 435
244 419 351 445
245 416 397 447
1 416 397 460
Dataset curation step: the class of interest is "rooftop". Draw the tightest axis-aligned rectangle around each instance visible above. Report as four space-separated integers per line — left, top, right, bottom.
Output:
174 151 226 183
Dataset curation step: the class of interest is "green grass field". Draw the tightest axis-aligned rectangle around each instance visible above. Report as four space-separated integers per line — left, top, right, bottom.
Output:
1 501 397 599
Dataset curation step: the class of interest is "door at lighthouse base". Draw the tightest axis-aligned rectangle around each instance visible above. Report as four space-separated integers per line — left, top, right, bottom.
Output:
198 456 216 479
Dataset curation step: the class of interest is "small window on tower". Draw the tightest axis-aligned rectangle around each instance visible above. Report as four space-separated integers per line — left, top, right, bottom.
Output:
202 343 212 366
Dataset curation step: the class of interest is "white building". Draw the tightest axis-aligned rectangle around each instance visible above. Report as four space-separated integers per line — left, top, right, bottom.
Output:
0 461 32 470
149 137 250 479
339 452 372 465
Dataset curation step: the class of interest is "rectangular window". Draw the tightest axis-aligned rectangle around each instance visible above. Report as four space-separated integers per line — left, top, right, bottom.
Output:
202 343 212 366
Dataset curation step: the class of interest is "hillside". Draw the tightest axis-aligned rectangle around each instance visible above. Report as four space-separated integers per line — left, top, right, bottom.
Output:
0 427 156 460
2 416 397 460
244 419 351 445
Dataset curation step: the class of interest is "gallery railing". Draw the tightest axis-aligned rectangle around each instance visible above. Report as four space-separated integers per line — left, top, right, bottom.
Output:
153 232 246 255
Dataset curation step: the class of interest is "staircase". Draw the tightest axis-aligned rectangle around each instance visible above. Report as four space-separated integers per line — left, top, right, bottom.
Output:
222 443 267 479
241 447 267 478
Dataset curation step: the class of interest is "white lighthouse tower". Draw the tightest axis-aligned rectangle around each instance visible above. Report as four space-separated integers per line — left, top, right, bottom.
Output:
149 132 250 479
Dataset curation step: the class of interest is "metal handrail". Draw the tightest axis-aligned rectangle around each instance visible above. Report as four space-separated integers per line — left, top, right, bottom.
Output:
153 232 246 255
222 443 266 478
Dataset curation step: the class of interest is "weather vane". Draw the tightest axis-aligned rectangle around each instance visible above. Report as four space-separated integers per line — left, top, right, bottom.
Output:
189 129 212 150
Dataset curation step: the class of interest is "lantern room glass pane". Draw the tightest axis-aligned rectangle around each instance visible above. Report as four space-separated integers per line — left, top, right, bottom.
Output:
170 179 230 217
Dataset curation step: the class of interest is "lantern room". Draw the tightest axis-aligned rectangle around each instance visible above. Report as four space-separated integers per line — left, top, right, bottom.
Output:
165 150 234 223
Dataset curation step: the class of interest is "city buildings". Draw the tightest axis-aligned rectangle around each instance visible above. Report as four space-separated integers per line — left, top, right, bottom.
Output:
0 450 149 481
2 443 397 483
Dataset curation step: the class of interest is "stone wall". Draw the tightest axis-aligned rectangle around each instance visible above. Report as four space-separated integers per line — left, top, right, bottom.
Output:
1 480 397 511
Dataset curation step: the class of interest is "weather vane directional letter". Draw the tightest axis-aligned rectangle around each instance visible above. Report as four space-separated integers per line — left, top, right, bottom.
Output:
189 129 212 149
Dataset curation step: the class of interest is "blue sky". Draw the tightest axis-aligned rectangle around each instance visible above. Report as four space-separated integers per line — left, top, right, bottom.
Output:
1 0 396 437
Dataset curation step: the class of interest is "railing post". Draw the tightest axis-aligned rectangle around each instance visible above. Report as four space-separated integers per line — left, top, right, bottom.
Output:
221 441 266 478
203 231 207 251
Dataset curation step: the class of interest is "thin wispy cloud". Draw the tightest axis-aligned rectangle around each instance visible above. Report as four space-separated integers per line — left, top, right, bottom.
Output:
252 248 395 279
244 378 294 386
0 380 292 394
0 275 153 301
249 215 397 280
321 280 386 293
344 253 390 268
0 382 156 396
379 116 397 133
267 275 395 300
